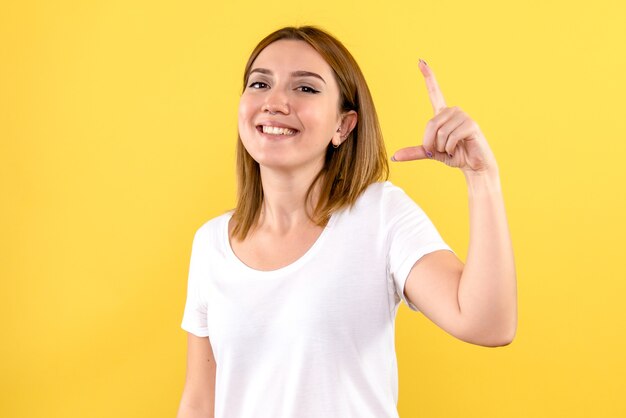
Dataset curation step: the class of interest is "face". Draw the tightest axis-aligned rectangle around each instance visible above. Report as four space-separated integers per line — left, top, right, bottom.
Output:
238 39 346 173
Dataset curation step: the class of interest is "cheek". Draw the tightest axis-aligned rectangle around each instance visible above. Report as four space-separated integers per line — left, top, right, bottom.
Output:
238 97 255 132
300 102 336 130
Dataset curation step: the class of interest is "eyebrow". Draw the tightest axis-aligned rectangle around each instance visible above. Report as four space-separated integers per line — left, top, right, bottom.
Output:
249 68 326 84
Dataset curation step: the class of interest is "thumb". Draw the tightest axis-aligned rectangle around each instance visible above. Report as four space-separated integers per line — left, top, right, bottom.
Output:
391 145 431 162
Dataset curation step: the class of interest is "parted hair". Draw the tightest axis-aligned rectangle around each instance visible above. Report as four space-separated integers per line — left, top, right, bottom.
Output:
231 26 389 240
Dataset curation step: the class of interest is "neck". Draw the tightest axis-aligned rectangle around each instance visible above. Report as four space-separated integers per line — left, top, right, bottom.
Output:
258 163 324 233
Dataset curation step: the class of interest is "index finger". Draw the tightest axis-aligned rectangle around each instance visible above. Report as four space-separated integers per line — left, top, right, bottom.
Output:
419 59 447 114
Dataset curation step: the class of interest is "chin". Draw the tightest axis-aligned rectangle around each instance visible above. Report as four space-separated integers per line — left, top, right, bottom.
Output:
243 148 288 167
251 152 320 174
257 158 302 172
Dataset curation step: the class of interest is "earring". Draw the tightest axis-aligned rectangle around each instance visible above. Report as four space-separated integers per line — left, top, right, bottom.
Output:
333 143 340 148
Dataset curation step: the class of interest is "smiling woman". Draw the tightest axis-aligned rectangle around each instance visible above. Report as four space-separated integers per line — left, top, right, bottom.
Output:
233 27 389 241
177 25 517 418
238 41 342 174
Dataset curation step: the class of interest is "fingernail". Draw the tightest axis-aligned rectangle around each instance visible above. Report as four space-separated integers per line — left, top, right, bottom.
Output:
448 153 453 158
419 58 428 66
426 151 433 158
391 155 397 161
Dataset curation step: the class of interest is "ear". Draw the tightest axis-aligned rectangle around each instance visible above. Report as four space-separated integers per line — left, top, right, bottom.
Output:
332 110 358 147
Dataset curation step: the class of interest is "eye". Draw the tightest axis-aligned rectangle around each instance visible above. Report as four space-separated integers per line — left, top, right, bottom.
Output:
248 81 268 89
297 86 320 94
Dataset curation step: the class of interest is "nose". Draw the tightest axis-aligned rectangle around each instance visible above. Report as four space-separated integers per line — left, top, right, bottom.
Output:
262 89 290 115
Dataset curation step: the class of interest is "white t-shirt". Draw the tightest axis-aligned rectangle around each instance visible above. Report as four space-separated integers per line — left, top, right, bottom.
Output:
181 180 454 418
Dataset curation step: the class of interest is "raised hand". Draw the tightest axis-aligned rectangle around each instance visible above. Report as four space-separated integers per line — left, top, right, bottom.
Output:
391 59 498 176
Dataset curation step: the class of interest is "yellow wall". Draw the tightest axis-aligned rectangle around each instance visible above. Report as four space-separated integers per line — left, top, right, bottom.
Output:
2 0 624 417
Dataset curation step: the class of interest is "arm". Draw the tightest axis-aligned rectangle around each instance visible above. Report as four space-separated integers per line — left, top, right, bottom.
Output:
176 333 216 418
403 168 517 347
392 59 517 347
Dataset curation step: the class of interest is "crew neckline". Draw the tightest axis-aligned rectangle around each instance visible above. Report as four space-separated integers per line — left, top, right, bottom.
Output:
222 211 338 276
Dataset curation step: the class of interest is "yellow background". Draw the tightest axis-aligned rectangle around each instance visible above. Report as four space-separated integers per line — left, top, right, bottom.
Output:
2 0 624 416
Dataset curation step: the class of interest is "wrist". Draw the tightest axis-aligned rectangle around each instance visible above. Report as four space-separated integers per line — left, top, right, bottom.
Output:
463 168 502 196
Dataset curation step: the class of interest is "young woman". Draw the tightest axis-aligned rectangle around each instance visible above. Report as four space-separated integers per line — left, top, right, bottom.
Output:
177 26 517 418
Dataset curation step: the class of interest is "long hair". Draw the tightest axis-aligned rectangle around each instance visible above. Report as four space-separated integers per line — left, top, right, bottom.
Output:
231 26 389 240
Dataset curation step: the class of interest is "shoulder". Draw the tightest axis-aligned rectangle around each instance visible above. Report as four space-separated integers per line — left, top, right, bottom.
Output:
336 181 419 225
192 210 233 243
352 180 415 209
352 181 432 229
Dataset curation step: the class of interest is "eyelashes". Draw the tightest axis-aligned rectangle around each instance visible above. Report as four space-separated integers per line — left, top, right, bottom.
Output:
248 81 268 89
296 86 320 94
247 81 320 94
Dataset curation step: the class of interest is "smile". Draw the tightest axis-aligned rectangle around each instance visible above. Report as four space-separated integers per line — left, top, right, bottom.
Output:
256 125 299 137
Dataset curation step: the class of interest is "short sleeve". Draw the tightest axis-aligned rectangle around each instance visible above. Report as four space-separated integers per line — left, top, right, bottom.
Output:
384 182 455 312
181 227 210 337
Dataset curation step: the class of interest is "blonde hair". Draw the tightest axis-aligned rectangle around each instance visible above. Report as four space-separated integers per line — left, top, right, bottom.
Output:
231 26 389 240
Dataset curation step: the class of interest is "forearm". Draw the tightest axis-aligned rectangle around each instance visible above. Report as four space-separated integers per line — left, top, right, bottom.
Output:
176 377 215 418
457 168 517 345
176 400 214 418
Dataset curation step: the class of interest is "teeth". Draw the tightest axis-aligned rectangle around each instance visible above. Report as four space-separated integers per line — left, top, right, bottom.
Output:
262 125 297 136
